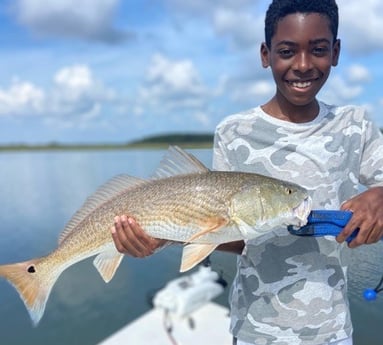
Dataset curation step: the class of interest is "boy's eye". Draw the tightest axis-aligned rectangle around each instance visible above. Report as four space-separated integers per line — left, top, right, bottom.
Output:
312 46 329 56
278 49 294 58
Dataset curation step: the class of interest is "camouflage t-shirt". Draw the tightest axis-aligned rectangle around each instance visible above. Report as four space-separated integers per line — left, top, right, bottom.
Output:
212 101 383 345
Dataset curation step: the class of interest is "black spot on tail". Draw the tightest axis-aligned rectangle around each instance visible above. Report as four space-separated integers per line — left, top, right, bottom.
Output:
27 265 36 273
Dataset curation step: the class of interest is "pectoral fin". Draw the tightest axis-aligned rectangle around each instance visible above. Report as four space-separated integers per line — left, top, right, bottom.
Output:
93 249 124 283
185 216 229 242
180 243 218 272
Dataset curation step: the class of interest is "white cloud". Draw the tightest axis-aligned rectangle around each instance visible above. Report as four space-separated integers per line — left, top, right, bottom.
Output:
165 0 254 15
164 0 263 51
13 0 129 42
319 62 374 106
193 111 211 127
133 54 220 129
231 79 274 103
138 54 209 111
338 0 383 53
48 65 116 119
213 8 263 49
146 54 202 94
347 64 371 83
55 66 94 89
0 65 116 124
320 75 364 105
0 79 45 116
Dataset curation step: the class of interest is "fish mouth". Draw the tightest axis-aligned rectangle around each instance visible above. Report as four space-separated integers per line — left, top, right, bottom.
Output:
292 196 312 226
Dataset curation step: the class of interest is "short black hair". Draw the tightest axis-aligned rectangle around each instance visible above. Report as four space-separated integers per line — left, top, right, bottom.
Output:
264 0 339 48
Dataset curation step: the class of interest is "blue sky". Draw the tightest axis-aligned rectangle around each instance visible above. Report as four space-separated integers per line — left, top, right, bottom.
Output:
0 0 382 144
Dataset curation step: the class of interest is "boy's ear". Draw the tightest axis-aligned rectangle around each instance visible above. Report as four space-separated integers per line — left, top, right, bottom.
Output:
260 42 270 68
332 39 341 66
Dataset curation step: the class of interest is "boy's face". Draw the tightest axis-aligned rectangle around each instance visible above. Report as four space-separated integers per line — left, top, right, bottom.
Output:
261 13 340 108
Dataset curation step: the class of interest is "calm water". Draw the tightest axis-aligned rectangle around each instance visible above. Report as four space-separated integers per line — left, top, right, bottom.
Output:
0 148 382 345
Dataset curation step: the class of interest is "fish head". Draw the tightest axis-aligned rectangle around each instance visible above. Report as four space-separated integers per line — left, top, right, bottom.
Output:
230 178 312 238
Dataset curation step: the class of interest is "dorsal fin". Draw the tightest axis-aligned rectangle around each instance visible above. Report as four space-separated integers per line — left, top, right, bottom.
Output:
151 145 209 179
58 174 146 244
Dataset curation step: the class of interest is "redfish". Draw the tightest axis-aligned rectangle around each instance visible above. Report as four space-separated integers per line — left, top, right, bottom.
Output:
0 146 311 325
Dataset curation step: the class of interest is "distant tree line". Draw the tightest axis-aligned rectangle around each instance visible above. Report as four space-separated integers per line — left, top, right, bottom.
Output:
130 133 214 145
0 133 215 151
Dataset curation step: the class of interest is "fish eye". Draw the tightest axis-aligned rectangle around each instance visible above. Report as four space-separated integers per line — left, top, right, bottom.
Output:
285 188 292 195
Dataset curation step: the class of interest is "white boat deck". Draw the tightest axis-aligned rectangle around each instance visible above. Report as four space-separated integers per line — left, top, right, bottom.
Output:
98 302 232 345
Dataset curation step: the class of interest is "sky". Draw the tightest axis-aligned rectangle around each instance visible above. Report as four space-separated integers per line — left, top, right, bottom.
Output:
0 0 382 145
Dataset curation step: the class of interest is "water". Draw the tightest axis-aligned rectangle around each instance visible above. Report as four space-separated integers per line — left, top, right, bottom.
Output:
0 149 382 345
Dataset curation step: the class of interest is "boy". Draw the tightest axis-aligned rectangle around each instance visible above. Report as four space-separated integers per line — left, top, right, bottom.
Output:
111 1 383 344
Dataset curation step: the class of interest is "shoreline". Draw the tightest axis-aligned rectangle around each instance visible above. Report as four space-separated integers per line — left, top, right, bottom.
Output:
0 142 213 152
0 133 214 152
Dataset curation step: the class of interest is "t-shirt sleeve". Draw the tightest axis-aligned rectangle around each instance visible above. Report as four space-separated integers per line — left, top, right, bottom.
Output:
212 127 232 171
359 116 383 187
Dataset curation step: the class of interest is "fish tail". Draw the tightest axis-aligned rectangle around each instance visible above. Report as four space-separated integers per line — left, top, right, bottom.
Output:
0 258 60 326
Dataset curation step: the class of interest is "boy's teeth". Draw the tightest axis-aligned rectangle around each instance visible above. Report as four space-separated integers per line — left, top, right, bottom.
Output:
291 81 311 88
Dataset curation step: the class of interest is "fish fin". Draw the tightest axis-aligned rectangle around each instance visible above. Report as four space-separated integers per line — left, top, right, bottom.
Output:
151 145 209 179
93 249 124 283
234 218 262 237
180 244 218 272
59 174 147 244
186 216 229 242
0 259 61 326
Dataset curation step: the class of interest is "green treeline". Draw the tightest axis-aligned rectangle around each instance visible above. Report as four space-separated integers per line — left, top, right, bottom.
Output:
0 133 214 151
130 133 214 145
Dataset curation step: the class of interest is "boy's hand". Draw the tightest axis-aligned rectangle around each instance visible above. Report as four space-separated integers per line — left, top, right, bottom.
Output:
110 215 167 257
337 187 383 248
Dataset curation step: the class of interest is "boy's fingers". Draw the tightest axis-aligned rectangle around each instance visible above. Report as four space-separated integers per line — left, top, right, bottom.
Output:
110 225 128 254
336 216 358 244
336 214 380 248
111 215 156 257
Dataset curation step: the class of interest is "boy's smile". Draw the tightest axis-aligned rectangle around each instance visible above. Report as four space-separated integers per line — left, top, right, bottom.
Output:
261 13 340 122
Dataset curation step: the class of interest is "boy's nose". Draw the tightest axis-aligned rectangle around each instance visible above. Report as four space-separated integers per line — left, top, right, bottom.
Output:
293 52 313 73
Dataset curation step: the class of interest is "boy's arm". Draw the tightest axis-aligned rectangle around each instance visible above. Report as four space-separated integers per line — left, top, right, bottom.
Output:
216 241 245 255
337 186 383 248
